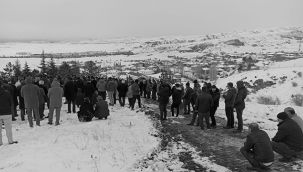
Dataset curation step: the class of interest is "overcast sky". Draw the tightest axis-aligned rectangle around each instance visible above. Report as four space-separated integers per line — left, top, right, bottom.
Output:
0 0 302 41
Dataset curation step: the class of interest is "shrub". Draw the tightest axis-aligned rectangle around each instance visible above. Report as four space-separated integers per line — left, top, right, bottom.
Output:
298 72 302 78
292 82 298 87
292 94 303 106
257 96 281 105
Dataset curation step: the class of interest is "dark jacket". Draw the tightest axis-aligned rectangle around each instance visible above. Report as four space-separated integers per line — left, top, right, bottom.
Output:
106 80 117 92
77 99 94 122
157 84 171 104
243 129 274 163
272 118 303 151
94 99 110 118
223 87 237 107
183 87 194 101
131 83 140 96
171 86 183 104
0 87 13 115
210 88 220 108
117 82 128 97
21 78 40 108
64 80 77 101
195 92 213 113
75 89 85 106
234 81 248 110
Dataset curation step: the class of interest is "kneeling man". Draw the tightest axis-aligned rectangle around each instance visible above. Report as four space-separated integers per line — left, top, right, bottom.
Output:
240 123 274 171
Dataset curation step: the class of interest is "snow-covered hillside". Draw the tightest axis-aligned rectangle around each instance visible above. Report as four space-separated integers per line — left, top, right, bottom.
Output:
0 105 159 172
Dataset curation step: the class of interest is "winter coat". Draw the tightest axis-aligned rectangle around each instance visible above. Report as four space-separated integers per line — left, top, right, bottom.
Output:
234 81 248 110
48 81 64 108
146 81 153 92
195 92 213 113
292 115 303 134
84 82 95 98
223 87 237 107
117 83 128 97
210 88 220 108
106 80 117 92
0 87 13 115
96 79 107 92
94 99 110 118
77 100 94 122
183 87 194 101
75 89 85 106
272 118 303 151
126 86 133 98
171 86 183 104
16 82 25 109
38 86 47 105
21 78 40 108
191 86 201 104
157 84 171 104
243 129 274 163
131 83 140 96
64 80 77 101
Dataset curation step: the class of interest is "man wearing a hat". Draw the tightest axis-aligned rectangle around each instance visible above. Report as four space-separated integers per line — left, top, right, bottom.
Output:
240 123 274 171
272 112 303 162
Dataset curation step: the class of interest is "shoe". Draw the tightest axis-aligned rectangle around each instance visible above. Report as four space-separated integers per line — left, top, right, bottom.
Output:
187 123 194 126
12 118 17 121
279 157 293 162
9 141 18 144
48 122 53 125
21 119 25 121
55 123 60 126
223 126 231 129
201 127 205 130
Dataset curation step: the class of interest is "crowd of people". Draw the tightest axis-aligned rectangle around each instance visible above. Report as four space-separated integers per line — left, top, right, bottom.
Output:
1 74 303 171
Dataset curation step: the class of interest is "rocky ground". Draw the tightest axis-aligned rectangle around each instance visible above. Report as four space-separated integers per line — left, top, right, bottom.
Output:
137 99 303 172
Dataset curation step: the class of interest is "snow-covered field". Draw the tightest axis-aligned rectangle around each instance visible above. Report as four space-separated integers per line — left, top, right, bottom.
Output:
0 105 159 172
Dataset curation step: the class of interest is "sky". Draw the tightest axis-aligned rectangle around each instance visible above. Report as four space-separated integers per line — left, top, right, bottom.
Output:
0 0 302 41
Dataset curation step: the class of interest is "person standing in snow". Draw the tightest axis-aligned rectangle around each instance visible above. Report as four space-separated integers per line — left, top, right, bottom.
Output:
15 77 26 121
152 79 158 100
48 80 64 125
170 83 183 117
234 81 248 132
157 80 171 120
272 112 303 162
223 82 237 129
240 123 274 171
117 79 128 107
182 82 193 115
209 85 220 128
127 80 134 109
131 79 141 109
195 87 213 130
64 77 77 113
96 78 107 100
0 79 18 145
106 77 117 106
21 76 41 127
38 80 47 119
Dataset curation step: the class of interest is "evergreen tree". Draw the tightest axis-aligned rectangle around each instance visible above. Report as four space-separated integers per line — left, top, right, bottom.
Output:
3 62 14 78
70 61 81 77
82 61 100 77
58 61 71 79
22 62 31 77
47 56 58 78
39 51 47 75
13 59 22 77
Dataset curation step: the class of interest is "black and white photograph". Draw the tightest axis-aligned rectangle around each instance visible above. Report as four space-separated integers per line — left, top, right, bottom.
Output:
0 0 303 171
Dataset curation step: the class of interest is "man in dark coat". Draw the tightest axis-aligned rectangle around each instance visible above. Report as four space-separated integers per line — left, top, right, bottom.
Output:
182 82 193 115
195 87 213 130
0 80 18 145
223 82 237 129
152 80 157 100
64 77 77 113
16 78 25 121
171 83 183 117
272 112 303 162
210 85 220 128
21 76 40 127
131 79 141 109
234 81 248 132
240 123 274 171
117 79 128 107
157 81 171 120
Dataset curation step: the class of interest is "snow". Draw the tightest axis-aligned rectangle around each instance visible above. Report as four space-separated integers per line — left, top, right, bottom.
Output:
0 105 159 172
